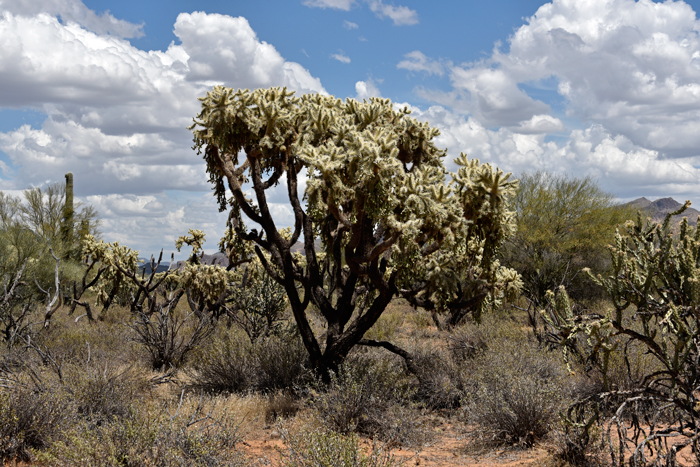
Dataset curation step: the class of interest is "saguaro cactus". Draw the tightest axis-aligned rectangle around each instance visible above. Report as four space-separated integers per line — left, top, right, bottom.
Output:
60 172 74 256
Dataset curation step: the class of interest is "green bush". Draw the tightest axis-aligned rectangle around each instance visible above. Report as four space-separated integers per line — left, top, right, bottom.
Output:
280 427 397 467
37 395 247 467
502 172 634 307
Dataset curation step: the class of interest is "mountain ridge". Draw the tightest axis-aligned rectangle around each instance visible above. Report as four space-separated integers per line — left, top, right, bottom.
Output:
625 197 700 226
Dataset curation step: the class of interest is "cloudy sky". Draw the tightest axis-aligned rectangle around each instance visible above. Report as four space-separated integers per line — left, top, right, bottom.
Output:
2 0 700 257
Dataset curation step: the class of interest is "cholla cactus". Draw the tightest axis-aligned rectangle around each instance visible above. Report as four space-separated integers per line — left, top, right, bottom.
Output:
81 234 141 311
543 202 700 466
190 86 520 375
175 229 206 265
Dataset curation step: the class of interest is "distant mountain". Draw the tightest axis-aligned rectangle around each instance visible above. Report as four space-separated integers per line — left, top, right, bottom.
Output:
625 197 700 226
174 252 229 270
139 261 172 274
290 239 322 254
138 252 230 273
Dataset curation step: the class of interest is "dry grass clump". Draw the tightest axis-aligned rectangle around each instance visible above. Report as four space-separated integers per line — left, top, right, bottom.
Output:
461 337 570 449
279 423 398 467
310 351 432 446
0 305 251 466
130 305 216 371
408 344 467 411
36 392 248 467
1 356 250 466
0 382 74 462
0 356 151 463
265 391 301 425
188 330 311 394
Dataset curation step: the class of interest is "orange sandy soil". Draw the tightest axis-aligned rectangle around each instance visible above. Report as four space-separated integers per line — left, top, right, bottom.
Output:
242 422 700 467
3 422 697 466
243 423 553 467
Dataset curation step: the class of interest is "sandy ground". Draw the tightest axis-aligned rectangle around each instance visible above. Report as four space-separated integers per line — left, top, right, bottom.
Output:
242 423 554 467
240 421 700 467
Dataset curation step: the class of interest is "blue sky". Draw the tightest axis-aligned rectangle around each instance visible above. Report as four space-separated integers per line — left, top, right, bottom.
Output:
1 0 700 256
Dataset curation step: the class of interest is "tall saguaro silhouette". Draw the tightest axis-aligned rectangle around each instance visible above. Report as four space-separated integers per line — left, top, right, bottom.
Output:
61 172 74 257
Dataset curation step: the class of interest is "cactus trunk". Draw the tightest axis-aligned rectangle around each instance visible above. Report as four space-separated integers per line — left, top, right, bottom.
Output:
61 172 74 256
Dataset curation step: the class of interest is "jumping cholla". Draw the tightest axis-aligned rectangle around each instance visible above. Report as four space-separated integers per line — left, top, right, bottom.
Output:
188 86 522 375
541 203 700 466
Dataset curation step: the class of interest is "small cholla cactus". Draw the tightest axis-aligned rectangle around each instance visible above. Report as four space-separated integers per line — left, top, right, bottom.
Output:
176 229 206 265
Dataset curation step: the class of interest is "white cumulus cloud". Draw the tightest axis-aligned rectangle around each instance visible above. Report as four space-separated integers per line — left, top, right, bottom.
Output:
433 0 700 159
513 114 564 135
355 79 382 100
397 51 446 76
174 12 325 94
0 4 326 255
331 52 351 63
0 0 144 38
302 0 355 10
409 105 700 201
367 0 417 25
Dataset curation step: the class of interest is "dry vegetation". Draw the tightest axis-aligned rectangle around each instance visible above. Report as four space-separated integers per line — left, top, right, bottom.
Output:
0 293 627 467
3 89 699 467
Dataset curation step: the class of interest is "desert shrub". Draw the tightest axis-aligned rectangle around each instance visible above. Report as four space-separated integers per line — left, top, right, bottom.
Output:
409 345 466 411
310 353 427 444
363 311 403 342
448 325 489 361
409 314 521 411
0 384 75 462
31 309 136 365
462 339 570 447
37 393 247 467
130 304 215 371
0 326 154 464
229 262 288 343
189 331 310 394
280 426 397 467
62 362 149 425
404 308 433 331
264 391 300 424
254 332 312 391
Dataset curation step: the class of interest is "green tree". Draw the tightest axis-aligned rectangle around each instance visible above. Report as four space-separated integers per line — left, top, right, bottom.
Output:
2 179 100 257
502 172 634 307
189 86 521 375
0 176 101 328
